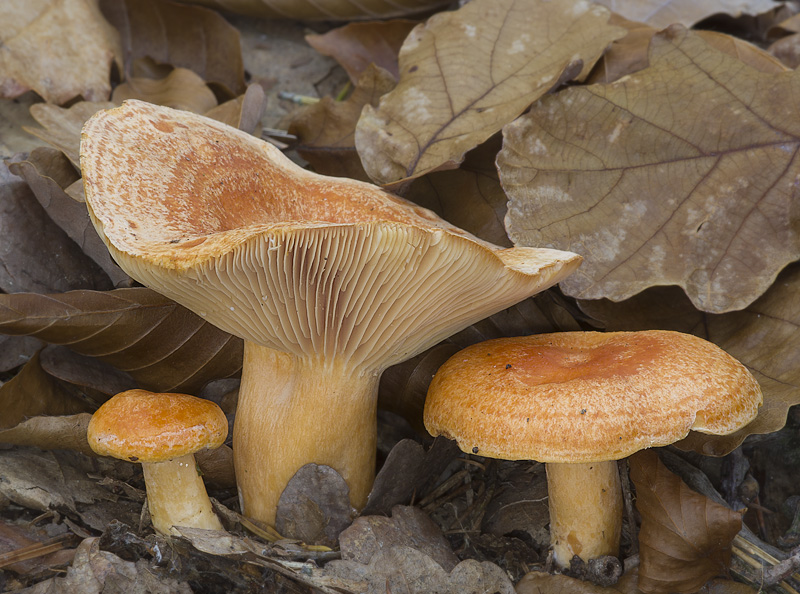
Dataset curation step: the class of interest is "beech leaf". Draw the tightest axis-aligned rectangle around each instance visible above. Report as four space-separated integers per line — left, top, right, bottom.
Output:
355 0 627 185
630 451 743 594
0 0 119 104
0 288 243 394
501 26 800 313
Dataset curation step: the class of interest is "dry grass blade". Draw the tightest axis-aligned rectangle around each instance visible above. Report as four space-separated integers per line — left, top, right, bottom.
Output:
0 288 243 393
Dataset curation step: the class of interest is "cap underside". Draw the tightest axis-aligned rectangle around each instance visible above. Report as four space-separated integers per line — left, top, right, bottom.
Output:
81 101 582 370
424 331 762 463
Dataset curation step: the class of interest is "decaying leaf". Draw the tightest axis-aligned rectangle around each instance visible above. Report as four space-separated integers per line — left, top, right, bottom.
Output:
168 0 450 20
6 148 131 287
579 264 800 456
339 505 459 572
289 64 397 181
26 101 117 168
100 0 245 97
355 0 627 185
0 288 243 394
593 0 776 29
111 67 218 113
306 20 418 83
0 165 111 293
0 0 119 104
501 26 800 314
630 451 742 594
275 464 353 546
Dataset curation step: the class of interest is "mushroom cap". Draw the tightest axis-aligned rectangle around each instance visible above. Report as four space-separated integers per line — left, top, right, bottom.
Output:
87 389 228 463
80 101 581 371
424 331 762 463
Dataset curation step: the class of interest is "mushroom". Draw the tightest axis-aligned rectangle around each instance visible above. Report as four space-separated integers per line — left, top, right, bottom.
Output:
87 389 228 535
423 330 762 567
79 100 582 526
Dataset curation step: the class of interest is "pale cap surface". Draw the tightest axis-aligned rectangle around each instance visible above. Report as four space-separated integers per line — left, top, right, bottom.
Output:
87 389 228 463
424 331 762 463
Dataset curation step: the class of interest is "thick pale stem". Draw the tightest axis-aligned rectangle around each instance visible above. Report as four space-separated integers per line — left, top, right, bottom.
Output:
546 461 622 568
234 342 379 526
143 453 224 535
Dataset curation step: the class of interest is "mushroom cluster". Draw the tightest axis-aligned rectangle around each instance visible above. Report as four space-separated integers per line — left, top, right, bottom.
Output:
424 330 762 567
80 100 582 526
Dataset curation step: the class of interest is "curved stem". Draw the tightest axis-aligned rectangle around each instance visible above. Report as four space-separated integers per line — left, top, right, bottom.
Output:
234 342 379 526
143 454 223 535
546 461 622 567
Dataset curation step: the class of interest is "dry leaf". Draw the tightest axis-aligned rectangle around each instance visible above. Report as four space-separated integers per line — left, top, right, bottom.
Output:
630 451 742 594
355 0 627 185
205 84 267 134
306 20 419 83
275 464 354 546
0 335 43 372
0 0 118 104
112 67 217 113
769 33 800 68
0 414 94 456
26 101 116 168
169 0 450 20
6 148 131 287
501 26 800 314
100 0 245 97
0 93 47 156
482 464 550 550
0 165 111 293
593 0 776 28
289 64 397 182
579 264 800 456
404 136 511 247
0 288 243 394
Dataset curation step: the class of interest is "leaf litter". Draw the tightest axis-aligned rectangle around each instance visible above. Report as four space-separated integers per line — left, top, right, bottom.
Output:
2 0 800 592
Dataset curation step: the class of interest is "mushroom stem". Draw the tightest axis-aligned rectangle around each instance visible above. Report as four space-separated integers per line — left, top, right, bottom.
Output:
142 453 224 535
546 461 622 568
234 343 379 525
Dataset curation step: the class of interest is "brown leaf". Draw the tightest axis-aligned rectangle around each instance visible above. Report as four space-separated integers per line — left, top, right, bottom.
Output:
630 451 743 594
166 0 450 20
593 0 776 28
111 67 218 113
6 148 131 287
205 84 266 135
404 135 511 247
0 93 48 156
0 288 243 394
769 33 800 69
327 547 514 594
579 264 800 456
100 0 245 97
306 20 419 83
0 352 91 431
26 101 116 168
501 26 800 314
0 165 111 293
0 0 118 104
275 464 354 546
289 63 397 182
0 413 94 456
482 464 550 550
0 335 43 372
355 0 626 185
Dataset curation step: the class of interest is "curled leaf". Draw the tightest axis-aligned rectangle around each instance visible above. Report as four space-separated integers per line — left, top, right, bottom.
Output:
593 0 777 29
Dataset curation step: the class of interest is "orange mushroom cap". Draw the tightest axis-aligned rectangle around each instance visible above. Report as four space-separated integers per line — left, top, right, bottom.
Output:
424 331 762 463
87 389 228 463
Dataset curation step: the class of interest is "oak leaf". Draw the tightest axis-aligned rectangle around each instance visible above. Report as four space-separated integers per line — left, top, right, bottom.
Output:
501 26 800 313
630 451 742 593
355 0 626 185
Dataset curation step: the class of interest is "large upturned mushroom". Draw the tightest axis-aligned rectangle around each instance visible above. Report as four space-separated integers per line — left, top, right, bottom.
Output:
424 331 762 568
80 100 581 526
